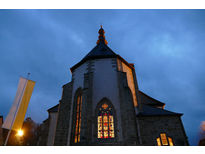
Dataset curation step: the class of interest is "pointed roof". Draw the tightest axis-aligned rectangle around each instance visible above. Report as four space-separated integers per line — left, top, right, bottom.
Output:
70 26 119 72
83 26 117 59
136 104 182 117
82 41 117 60
70 26 136 72
47 104 59 113
139 90 165 108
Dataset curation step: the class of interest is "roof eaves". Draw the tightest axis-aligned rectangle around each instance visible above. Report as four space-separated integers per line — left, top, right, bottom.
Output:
139 90 165 106
70 54 117 72
136 113 183 117
136 105 183 117
70 44 135 72
47 104 59 113
116 55 135 70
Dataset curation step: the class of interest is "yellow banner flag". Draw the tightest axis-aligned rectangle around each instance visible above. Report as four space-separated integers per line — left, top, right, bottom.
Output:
2 77 35 131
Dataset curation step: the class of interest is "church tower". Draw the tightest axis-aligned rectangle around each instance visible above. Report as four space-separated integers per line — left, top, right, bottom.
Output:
52 26 189 146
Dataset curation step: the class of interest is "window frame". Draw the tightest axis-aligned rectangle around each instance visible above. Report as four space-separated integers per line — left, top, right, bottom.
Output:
71 88 83 145
95 98 117 143
97 104 115 139
156 133 174 146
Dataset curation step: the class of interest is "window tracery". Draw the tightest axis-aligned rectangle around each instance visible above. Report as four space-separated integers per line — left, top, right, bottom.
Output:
97 103 115 139
156 133 174 146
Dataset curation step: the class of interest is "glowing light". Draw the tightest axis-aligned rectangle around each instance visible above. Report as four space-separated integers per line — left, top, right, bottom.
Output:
97 103 115 139
17 129 24 137
168 137 174 146
156 133 174 146
156 137 161 146
102 103 108 109
200 121 205 132
160 133 168 145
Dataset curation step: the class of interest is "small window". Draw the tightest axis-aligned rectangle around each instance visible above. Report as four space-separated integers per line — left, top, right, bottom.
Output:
168 137 174 146
156 133 174 146
160 133 168 145
156 137 161 146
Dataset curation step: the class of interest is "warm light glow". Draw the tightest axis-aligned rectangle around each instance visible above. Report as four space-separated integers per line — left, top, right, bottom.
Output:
160 133 168 145
168 137 174 146
156 133 174 146
74 95 82 143
17 129 24 137
156 137 161 146
200 121 205 132
97 103 115 139
102 103 108 109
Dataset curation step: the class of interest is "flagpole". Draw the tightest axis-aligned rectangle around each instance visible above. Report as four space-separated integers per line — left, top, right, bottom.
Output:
27 72 30 80
4 74 29 146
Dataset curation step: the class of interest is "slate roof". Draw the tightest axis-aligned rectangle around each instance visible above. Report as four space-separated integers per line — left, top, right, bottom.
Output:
70 26 135 72
47 104 59 113
70 43 118 71
139 90 165 108
43 118 49 123
83 43 117 60
136 104 182 117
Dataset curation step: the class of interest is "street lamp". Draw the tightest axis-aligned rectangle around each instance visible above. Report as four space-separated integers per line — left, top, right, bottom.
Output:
17 129 24 137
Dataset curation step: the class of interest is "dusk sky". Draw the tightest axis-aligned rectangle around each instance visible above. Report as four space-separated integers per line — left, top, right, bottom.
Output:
0 9 205 145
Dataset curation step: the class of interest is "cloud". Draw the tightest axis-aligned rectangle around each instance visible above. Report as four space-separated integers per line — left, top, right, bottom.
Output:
0 10 204 145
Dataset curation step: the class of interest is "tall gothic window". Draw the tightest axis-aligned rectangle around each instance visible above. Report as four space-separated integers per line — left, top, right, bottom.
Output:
97 102 115 139
74 92 82 143
156 133 174 146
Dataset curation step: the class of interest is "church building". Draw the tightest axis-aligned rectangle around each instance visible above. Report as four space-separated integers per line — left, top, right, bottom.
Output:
39 26 189 146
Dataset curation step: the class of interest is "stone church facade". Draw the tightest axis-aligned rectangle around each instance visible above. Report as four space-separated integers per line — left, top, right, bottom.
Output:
40 26 189 146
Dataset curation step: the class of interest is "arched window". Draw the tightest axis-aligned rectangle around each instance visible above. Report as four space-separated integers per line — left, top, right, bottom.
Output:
97 102 115 139
73 91 82 143
156 133 174 146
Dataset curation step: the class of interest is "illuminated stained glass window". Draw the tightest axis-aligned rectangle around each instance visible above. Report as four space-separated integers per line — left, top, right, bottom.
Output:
102 103 108 109
74 94 82 143
97 103 115 139
168 137 174 146
156 137 161 146
156 133 174 146
160 133 168 145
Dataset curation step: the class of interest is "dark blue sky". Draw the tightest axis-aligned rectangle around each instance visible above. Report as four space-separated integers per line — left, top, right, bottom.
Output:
0 10 204 145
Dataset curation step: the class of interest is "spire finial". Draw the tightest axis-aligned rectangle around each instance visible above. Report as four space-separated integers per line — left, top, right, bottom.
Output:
96 25 108 45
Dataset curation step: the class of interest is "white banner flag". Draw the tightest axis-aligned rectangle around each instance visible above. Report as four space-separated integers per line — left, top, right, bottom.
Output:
2 77 35 131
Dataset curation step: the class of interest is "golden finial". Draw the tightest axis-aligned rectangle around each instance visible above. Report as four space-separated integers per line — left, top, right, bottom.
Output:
96 25 108 45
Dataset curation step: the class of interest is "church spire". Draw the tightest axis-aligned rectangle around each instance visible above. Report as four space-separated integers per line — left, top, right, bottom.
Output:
96 25 108 45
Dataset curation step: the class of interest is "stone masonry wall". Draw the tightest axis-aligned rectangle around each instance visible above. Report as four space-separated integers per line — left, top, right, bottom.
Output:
37 119 49 145
117 71 139 145
137 115 189 146
54 82 73 145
